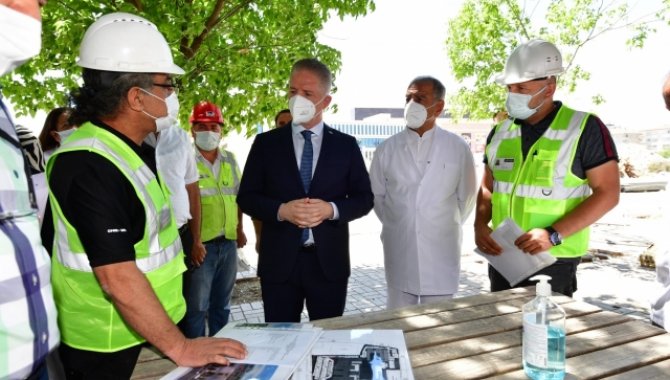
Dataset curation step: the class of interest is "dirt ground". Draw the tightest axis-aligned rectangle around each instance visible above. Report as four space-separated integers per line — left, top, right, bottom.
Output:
232 277 262 305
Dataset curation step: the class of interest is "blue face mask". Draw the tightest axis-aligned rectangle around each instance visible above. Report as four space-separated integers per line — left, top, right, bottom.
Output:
505 85 547 120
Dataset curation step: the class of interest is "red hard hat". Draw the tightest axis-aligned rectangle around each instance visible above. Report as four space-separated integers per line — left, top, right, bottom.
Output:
190 101 224 125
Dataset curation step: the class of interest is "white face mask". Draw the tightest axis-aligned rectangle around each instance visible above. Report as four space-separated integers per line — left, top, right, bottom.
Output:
194 131 221 151
141 89 180 132
288 95 326 125
505 85 547 120
55 127 76 143
0 5 42 76
404 100 436 129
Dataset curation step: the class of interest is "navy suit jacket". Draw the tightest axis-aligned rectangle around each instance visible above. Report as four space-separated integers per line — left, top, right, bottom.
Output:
237 123 373 282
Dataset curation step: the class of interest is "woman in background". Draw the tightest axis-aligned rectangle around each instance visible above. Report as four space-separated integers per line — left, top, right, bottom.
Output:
38 106 75 160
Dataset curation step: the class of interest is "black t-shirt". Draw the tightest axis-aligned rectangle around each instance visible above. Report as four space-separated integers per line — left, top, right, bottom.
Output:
41 120 158 267
483 101 619 179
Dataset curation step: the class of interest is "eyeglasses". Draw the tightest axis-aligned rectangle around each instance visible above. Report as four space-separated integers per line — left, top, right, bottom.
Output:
152 82 178 94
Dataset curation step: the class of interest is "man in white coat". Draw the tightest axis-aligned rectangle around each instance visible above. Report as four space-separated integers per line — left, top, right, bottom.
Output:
370 76 478 309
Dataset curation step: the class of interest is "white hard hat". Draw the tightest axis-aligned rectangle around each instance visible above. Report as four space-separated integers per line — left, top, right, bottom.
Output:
495 39 564 85
77 12 184 75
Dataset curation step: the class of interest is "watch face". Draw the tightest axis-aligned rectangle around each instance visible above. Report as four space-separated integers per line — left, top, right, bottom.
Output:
550 232 562 246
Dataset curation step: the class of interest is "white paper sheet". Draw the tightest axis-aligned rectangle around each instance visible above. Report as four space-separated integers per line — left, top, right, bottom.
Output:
291 329 414 380
475 218 557 286
161 323 322 380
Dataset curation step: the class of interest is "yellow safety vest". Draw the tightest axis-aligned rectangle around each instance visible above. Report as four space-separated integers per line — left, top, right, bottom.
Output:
47 122 186 352
196 148 241 242
486 105 591 257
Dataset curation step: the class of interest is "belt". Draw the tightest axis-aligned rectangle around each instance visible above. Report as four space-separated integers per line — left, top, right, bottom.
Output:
300 244 317 252
178 224 189 234
203 235 229 245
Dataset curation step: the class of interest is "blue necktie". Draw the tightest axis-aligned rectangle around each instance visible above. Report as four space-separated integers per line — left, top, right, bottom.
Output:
299 130 313 244
300 130 313 192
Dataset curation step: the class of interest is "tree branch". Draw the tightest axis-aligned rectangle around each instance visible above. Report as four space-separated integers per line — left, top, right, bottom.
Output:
124 0 143 12
183 0 253 59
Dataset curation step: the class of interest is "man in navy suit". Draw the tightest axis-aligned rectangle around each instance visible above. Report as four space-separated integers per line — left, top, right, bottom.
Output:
237 58 373 322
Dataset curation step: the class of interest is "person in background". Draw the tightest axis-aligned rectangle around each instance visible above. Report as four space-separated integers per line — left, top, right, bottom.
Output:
16 124 49 222
274 108 291 129
38 106 75 159
650 73 670 331
251 108 293 253
475 39 619 297
181 100 246 338
144 119 206 304
43 12 246 378
237 58 373 322
370 76 477 309
0 1 60 379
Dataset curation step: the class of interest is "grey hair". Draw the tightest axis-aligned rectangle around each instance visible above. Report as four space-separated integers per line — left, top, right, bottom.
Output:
291 58 332 94
70 69 154 125
408 76 446 100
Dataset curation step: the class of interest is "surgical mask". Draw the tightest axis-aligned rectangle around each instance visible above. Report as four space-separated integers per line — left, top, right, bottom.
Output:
404 100 436 129
289 95 325 125
0 5 42 76
194 131 221 151
505 86 547 120
141 89 180 132
55 128 76 143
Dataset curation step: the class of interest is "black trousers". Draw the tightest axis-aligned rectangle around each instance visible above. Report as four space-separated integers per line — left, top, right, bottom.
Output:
489 257 581 297
261 246 348 322
59 343 142 380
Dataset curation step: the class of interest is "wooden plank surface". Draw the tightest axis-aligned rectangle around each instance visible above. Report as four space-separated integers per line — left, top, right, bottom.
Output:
314 288 536 329
132 347 174 379
604 358 670 379
408 308 632 369
412 317 665 379
130 288 670 380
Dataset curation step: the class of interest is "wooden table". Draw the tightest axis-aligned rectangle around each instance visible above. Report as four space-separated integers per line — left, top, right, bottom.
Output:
132 287 670 379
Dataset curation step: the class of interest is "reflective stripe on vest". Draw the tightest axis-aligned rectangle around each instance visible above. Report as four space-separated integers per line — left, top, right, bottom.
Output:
196 149 240 242
52 136 177 271
47 123 186 351
486 105 591 257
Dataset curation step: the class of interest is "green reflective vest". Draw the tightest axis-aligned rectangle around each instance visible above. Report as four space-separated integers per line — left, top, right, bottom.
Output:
196 148 241 242
47 122 186 352
486 105 591 257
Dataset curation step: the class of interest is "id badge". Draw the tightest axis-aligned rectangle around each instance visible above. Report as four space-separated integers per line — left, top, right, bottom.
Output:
494 157 515 171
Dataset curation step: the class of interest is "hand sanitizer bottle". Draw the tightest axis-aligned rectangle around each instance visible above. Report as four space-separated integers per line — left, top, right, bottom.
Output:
522 275 566 380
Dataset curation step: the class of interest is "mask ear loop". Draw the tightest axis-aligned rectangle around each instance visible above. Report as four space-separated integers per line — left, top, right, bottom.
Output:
529 85 549 112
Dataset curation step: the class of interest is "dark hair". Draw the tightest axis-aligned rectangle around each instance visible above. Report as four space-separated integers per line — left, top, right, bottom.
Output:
408 76 446 100
38 107 73 151
291 58 332 93
69 69 154 125
274 109 290 125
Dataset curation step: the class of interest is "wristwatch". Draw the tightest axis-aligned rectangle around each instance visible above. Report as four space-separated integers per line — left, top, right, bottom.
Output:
545 226 563 246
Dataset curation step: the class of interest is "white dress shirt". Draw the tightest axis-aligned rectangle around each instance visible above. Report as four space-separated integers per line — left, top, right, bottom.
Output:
154 127 198 228
289 122 339 244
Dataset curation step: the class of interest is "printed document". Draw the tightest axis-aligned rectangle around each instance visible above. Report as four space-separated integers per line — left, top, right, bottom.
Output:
161 322 322 380
475 218 556 286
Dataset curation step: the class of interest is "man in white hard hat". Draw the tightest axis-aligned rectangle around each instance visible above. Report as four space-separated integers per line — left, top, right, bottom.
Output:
0 1 59 380
474 39 620 297
650 74 670 331
42 12 246 378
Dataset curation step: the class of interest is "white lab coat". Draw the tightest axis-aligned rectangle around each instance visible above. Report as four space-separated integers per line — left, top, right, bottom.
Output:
370 126 477 295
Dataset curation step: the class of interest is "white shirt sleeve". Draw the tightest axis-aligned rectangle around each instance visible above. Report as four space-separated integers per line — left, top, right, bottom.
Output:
457 138 478 224
184 144 198 185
